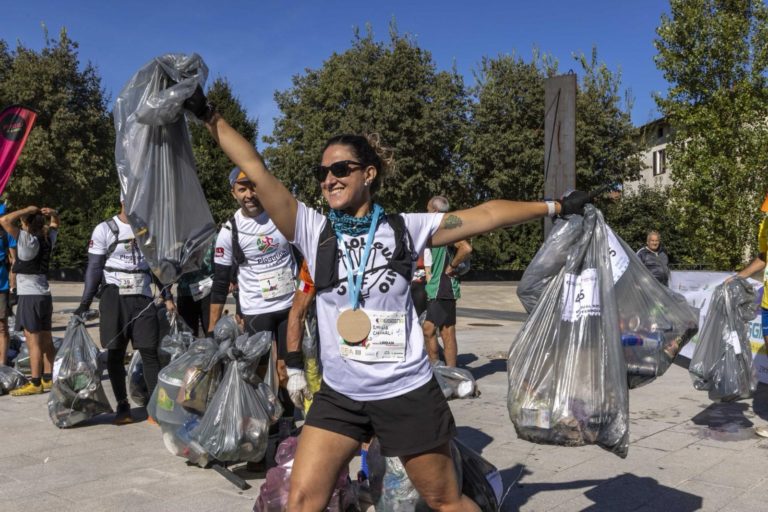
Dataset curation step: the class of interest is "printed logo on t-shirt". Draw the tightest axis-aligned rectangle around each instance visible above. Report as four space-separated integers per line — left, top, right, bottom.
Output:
215 247 225 257
256 235 278 254
88 239 94 248
335 237 400 300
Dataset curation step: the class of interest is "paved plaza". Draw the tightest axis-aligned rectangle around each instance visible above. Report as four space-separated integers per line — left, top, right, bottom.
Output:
1 281 767 511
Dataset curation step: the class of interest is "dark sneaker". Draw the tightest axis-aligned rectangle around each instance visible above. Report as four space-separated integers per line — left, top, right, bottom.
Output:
113 401 134 425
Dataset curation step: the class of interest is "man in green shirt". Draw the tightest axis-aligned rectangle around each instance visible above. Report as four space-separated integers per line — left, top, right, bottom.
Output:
423 196 472 367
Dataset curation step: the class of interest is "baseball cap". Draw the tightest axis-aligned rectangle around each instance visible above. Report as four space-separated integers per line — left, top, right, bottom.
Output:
761 192 768 213
229 167 251 187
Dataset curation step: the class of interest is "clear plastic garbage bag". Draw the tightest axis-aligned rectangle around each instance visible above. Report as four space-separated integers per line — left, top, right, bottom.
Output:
191 320 281 463
518 216 584 313
128 351 149 406
114 53 217 285
610 230 699 388
517 212 698 389
48 317 113 428
15 335 63 375
508 206 630 457
148 336 220 425
0 366 28 394
689 277 758 401
159 312 195 364
432 362 480 399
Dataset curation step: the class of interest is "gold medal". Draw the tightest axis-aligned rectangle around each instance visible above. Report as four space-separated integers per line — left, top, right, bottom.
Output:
337 309 372 344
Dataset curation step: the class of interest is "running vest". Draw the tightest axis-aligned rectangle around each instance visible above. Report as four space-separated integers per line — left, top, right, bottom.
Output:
102 218 150 275
313 214 414 293
13 232 52 275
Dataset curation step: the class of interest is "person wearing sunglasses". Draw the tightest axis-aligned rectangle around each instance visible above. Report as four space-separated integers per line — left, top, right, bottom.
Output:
185 86 590 511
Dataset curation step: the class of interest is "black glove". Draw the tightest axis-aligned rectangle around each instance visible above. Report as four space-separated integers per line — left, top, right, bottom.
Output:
8 288 17 307
557 190 591 216
73 303 90 318
183 85 215 122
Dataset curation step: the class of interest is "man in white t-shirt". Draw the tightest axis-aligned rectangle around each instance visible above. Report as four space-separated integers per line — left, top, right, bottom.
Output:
209 168 298 417
75 200 174 424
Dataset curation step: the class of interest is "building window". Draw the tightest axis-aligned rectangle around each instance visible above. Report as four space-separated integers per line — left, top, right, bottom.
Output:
657 126 664 139
653 149 666 176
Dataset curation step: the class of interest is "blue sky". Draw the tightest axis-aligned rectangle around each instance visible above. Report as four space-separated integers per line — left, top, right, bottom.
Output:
5 1 670 146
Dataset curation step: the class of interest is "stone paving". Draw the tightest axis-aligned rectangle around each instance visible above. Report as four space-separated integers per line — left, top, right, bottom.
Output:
0 281 766 511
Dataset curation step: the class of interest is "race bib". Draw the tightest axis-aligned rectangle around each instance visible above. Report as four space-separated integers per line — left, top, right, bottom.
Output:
561 269 601 322
189 276 213 302
117 272 145 295
606 228 629 283
257 267 295 299
339 309 406 363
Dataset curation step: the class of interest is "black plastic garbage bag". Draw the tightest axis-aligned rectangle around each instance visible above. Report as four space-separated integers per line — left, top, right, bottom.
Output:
48 317 113 428
114 53 217 285
0 366 28 394
689 277 757 401
508 206 630 457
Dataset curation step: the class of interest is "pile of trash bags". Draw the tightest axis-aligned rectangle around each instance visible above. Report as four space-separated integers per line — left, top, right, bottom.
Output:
254 435 502 512
689 277 758 401
48 316 113 428
114 53 217 285
131 313 195 407
148 316 282 466
0 366 28 394
509 205 699 457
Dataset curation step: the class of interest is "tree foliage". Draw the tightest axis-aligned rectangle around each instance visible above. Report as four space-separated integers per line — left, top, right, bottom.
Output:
464 49 641 269
655 0 768 268
188 78 257 225
263 24 469 214
0 28 116 268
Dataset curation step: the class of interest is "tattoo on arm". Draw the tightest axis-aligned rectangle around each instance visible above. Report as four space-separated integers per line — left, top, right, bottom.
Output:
442 214 463 230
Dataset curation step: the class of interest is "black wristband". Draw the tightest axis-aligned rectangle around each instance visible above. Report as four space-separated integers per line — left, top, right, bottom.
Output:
284 351 304 369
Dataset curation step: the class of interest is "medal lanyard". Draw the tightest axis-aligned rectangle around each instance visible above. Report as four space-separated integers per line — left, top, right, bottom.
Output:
335 204 383 311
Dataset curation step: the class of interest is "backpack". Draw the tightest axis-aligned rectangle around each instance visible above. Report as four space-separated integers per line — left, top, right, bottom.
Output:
313 214 415 293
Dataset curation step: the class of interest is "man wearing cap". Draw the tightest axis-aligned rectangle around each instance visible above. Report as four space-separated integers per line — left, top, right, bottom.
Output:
209 168 298 415
75 199 174 424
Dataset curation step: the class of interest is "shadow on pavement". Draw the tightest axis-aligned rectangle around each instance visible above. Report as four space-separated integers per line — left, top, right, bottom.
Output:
470 359 507 380
499 467 703 512
456 426 495 453
457 307 529 323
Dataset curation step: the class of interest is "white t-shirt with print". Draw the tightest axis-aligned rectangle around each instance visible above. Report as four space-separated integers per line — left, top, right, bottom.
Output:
16 229 58 296
88 216 152 297
292 201 444 401
214 209 296 315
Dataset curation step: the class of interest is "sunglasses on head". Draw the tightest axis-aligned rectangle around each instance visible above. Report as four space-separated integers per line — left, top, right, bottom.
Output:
314 160 364 182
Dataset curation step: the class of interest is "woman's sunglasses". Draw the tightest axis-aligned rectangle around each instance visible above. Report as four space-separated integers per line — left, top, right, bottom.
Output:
313 160 364 182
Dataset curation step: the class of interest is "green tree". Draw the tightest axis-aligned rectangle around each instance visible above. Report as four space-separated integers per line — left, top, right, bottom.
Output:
464 49 641 269
188 78 258 225
0 28 116 269
655 0 768 269
598 185 697 267
263 24 469 214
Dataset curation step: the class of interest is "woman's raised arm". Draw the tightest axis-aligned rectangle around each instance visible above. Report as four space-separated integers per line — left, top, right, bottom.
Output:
186 87 298 240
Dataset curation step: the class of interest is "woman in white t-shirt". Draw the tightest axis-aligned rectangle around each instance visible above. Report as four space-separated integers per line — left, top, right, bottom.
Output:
186 88 589 511
0 206 59 396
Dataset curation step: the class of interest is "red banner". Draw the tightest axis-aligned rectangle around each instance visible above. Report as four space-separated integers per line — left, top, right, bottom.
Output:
0 105 37 196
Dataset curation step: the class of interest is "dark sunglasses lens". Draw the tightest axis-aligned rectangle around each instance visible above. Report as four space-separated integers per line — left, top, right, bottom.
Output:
315 161 354 181
330 162 353 178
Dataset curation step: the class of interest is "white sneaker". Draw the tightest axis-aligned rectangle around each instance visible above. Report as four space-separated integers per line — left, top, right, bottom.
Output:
755 426 768 438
